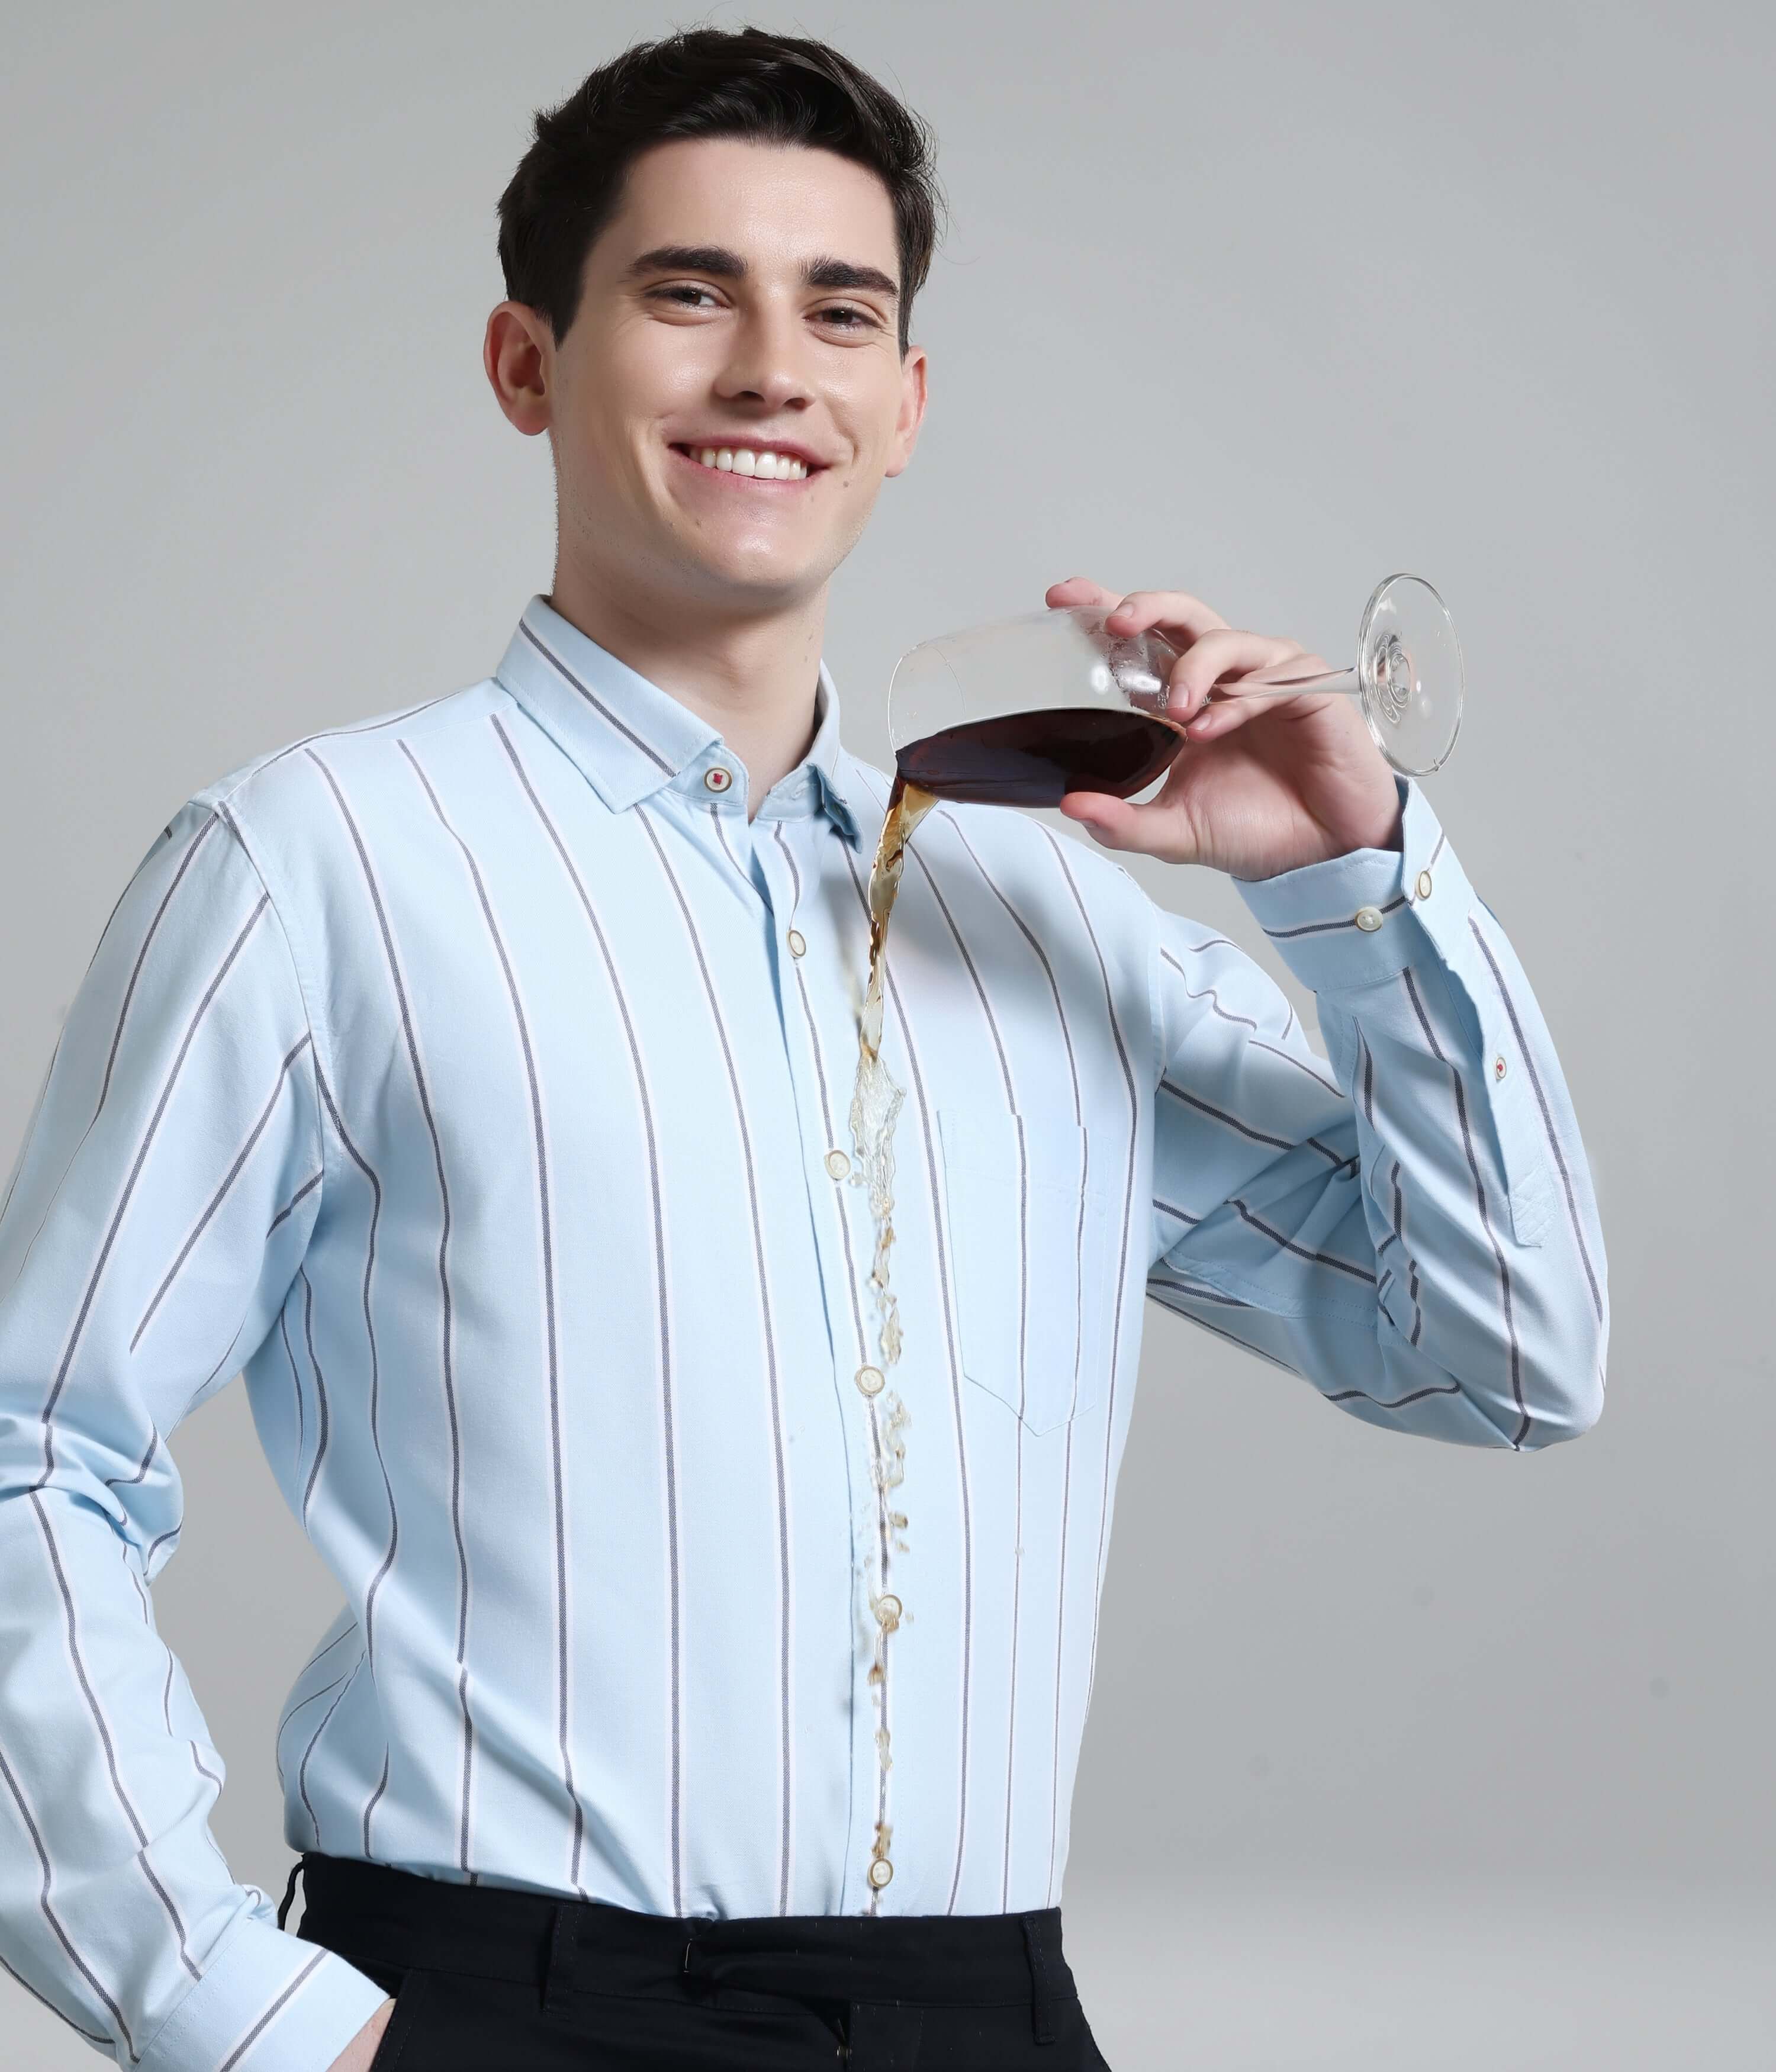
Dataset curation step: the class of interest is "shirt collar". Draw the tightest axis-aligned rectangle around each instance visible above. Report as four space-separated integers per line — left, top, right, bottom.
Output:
494 595 860 844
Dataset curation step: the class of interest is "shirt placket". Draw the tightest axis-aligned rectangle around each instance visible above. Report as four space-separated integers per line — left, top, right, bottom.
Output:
756 810 905 1913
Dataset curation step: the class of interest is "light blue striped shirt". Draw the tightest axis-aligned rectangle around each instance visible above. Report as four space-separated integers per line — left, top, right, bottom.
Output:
0 596 1606 2070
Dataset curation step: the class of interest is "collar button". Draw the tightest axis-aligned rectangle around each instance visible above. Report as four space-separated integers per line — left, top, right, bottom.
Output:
703 765 733 794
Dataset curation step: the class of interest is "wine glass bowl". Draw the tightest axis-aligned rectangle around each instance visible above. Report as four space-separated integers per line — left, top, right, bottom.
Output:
887 607 1188 807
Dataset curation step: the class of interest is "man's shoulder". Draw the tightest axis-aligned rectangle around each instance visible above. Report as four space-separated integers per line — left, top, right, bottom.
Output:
190 678 510 830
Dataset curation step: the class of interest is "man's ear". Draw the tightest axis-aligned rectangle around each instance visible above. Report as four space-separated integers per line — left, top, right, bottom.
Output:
883 343 929 480
484 302 555 437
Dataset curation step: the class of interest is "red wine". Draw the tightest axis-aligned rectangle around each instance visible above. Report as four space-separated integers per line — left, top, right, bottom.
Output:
894 706 1182 807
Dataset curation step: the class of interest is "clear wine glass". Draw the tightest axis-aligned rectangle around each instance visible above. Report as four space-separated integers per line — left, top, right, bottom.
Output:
887 572 1463 805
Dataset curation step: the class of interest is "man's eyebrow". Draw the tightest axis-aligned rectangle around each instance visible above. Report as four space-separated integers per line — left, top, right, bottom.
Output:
621 244 899 301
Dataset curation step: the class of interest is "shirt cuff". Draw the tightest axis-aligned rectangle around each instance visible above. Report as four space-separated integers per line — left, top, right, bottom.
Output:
1233 777 1468 995
135 1914 390 2072
1234 777 1552 1247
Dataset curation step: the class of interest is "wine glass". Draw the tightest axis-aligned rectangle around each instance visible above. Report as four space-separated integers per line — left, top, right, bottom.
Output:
887 573 1463 805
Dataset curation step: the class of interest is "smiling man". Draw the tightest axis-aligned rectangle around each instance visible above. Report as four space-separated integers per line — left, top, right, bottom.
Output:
0 25 1607 2072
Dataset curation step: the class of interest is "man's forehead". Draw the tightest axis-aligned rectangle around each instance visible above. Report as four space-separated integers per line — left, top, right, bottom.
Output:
608 137 899 264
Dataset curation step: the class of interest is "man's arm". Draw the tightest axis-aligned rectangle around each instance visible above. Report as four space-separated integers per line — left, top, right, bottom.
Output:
1042 572 1606 1441
0 800 390 2070
1145 779 1607 1444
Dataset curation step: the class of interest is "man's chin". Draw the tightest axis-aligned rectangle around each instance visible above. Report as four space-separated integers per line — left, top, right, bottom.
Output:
666 545 834 614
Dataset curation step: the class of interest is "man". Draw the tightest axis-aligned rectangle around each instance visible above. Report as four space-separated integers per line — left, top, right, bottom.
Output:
0 25 1606 2072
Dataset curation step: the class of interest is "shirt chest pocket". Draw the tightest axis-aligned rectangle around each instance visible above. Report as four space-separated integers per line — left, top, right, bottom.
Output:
937 1107 1119 1434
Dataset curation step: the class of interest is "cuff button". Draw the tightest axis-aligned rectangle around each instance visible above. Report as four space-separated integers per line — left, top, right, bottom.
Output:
1415 869 1434 900
1354 905 1384 932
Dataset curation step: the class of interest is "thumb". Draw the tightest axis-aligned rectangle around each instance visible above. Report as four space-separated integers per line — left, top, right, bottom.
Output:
1056 792 1144 851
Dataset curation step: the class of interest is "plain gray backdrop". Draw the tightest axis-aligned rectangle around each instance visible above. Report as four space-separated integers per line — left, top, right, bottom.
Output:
3 4 1771 2066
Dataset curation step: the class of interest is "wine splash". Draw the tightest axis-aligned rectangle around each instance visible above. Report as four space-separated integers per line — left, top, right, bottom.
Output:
848 772 938 1370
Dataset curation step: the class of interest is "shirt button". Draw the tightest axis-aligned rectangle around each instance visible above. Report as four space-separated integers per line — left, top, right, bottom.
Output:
867 1858 894 1890
1494 1053 1508 1081
855 1365 884 1397
1415 869 1434 900
1354 905 1385 932
703 765 733 794
825 1149 851 1180
874 1594 903 1630
787 928 807 957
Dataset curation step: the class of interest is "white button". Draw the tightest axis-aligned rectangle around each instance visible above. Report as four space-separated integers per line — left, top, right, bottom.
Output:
855 1365 884 1397
787 928 807 958
1416 869 1434 900
874 1594 903 1630
1354 905 1384 932
703 765 733 793
825 1148 851 1180
867 1857 895 1889
1494 1054 1507 1082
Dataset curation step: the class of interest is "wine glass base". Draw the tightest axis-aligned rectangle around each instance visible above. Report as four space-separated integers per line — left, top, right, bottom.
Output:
1356 574 1464 776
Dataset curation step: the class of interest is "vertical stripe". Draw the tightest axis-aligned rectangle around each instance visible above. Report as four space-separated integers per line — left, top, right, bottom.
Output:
363 1748 392 1857
308 748 477 1870
1391 1159 1423 1347
295 1656 364 1848
1042 831 1140 1730
400 741 584 1889
313 1067 398 1672
639 803 796 1915
491 716 684 1910
938 813 1092 1911
280 1309 308 1497
297 1270 330 1523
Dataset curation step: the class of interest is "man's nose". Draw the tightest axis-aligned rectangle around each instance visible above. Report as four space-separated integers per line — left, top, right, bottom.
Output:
713 301 816 413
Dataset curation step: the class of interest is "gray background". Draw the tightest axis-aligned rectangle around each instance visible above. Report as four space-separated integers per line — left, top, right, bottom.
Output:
3 3 1771 2065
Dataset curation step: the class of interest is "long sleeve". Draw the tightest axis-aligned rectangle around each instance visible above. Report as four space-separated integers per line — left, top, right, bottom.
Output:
1146 778 1608 1447
0 800 389 2069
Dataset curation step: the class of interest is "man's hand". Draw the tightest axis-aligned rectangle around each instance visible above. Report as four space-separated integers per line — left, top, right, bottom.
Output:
1045 577 1403 879
326 1997 394 2071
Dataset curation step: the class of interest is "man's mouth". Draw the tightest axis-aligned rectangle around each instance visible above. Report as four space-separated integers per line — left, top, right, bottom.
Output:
668 442 821 483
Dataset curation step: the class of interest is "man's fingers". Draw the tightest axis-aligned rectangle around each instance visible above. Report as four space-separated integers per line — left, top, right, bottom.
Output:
1169 629 1304 715
1055 790 1144 850
1057 789 1198 864
1044 575 1121 610
1104 588 1230 645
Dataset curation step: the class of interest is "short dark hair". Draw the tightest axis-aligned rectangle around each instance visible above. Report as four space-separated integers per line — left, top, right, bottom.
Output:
496 25 945 356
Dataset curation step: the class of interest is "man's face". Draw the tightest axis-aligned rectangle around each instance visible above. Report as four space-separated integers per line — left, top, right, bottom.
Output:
531 137 926 615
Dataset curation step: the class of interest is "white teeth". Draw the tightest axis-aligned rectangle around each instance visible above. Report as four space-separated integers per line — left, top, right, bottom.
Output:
687 446 809 480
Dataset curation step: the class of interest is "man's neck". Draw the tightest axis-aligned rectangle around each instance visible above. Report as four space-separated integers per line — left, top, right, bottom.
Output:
547 565 827 816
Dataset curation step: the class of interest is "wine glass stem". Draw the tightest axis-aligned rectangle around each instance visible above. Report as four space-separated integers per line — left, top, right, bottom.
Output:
1201 664 1361 702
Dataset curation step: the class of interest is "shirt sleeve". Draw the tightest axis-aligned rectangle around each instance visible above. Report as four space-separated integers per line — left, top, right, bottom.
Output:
1145 777 1608 1447
0 800 391 2070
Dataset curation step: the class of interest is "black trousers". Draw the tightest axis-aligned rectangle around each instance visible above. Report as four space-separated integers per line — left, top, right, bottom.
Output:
290 1852 1114 2070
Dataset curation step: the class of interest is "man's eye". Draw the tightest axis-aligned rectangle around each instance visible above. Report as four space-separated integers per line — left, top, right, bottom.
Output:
819 305 876 329
654 285 719 309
